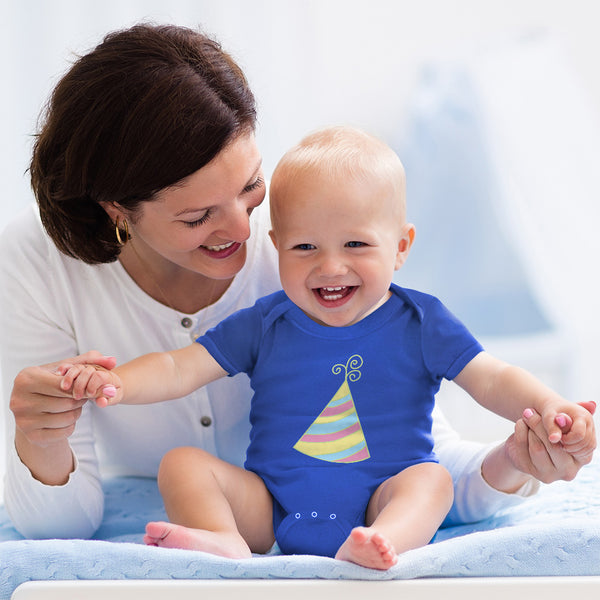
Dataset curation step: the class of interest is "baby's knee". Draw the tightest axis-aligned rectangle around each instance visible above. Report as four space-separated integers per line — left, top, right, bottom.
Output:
157 446 213 491
429 463 454 506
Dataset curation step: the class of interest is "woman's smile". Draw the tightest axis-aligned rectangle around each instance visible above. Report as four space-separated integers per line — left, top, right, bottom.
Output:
199 241 242 258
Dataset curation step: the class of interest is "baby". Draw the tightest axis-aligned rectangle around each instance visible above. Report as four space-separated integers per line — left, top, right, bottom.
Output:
60 126 595 570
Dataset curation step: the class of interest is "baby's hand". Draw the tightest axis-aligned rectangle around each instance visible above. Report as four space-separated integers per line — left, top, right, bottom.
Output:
532 401 596 460
57 362 122 408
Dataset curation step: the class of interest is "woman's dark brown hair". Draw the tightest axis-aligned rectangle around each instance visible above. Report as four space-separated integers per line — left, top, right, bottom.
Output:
31 23 257 263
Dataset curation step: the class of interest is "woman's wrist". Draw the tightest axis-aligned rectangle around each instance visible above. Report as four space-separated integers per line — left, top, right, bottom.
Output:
14 428 75 486
480 440 534 494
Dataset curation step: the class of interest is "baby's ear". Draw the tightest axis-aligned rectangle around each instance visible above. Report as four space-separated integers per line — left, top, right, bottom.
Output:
395 224 416 270
268 229 279 250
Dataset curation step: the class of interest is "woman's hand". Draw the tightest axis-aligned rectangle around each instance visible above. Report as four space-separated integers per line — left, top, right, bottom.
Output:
9 351 116 485
511 401 595 482
482 401 596 492
10 351 117 447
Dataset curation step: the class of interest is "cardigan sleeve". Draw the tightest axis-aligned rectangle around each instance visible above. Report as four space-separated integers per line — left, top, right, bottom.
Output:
0 207 104 538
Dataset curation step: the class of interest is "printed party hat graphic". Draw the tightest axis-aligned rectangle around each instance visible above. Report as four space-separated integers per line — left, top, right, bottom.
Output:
293 354 370 463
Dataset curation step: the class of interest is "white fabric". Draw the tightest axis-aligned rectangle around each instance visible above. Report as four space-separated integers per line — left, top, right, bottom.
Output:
0 201 531 539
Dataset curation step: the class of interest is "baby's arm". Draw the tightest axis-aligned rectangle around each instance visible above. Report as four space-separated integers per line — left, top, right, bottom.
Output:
60 343 227 406
454 352 596 457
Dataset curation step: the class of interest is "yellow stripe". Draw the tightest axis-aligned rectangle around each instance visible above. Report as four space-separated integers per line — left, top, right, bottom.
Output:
312 406 356 425
331 380 350 401
293 429 365 456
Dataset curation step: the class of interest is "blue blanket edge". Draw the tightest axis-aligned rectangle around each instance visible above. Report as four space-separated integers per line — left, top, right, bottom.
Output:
2 459 600 599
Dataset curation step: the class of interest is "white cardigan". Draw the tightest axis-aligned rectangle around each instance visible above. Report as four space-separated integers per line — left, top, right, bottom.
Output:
0 201 534 539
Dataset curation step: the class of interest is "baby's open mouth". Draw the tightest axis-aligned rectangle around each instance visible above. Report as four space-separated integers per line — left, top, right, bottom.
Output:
316 286 355 301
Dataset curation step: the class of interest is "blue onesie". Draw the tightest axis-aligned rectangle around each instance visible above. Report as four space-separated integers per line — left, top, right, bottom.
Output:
197 284 482 557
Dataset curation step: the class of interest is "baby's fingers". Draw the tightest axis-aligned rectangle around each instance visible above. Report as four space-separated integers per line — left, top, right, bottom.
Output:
93 385 118 408
561 418 596 457
70 366 103 399
59 365 86 393
539 410 564 444
554 413 573 433
81 370 115 399
55 363 75 378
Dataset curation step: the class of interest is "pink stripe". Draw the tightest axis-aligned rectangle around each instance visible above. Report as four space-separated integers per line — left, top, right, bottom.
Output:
336 446 370 463
321 399 354 417
300 422 361 443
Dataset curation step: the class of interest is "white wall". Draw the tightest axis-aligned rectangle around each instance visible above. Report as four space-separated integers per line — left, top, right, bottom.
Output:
3 0 600 226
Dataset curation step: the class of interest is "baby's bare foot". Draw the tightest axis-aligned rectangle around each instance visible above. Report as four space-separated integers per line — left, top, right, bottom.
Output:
144 521 251 559
335 526 398 570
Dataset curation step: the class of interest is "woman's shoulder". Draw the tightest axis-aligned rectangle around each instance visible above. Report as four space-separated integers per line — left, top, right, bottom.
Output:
0 204 51 268
1 203 40 241
0 203 101 283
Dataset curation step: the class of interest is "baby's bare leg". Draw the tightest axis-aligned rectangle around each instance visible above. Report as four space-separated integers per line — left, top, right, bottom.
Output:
335 462 453 569
144 447 274 558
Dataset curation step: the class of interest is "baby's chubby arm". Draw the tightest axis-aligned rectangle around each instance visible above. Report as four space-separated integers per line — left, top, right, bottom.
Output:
58 343 227 406
454 352 596 459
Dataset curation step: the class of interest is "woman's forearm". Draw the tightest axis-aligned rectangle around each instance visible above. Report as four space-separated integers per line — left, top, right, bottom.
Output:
480 440 535 494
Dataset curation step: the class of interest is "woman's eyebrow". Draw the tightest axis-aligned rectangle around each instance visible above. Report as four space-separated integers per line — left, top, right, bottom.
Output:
174 206 210 217
244 159 263 184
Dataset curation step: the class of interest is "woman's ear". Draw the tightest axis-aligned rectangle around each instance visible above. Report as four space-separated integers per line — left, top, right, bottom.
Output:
99 201 126 223
395 223 416 270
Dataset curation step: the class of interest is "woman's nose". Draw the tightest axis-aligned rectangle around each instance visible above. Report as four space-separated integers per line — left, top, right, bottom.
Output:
218 201 252 242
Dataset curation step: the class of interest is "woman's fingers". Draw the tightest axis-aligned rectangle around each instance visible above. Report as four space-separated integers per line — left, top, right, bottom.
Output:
68 351 117 370
9 354 115 448
578 400 597 415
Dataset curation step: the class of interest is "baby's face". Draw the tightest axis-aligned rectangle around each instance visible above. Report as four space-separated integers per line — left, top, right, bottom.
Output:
270 171 413 327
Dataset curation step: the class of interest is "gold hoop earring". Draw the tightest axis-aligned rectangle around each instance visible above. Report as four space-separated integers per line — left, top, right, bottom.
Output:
115 217 129 246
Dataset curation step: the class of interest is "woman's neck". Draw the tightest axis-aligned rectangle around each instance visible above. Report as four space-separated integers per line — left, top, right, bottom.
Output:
118 244 233 314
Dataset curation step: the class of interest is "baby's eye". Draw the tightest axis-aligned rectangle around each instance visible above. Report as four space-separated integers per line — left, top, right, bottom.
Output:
294 243 315 251
346 241 366 248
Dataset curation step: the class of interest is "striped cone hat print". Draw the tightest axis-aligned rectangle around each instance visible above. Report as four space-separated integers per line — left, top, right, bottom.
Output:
293 355 370 463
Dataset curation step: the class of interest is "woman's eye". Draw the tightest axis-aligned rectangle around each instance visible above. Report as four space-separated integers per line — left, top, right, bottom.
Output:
183 211 212 228
346 241 365 248
243 176 264 194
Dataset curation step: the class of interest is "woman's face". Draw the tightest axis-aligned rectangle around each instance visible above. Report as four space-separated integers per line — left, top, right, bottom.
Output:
123 132 265 281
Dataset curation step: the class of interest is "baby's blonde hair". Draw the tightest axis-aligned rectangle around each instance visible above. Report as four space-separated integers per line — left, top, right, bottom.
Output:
270 125 406 221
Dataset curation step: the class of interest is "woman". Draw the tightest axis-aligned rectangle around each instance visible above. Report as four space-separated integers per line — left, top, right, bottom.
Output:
0 23 590 540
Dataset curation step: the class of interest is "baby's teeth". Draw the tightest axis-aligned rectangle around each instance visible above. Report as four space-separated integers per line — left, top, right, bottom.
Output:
321 286 346 300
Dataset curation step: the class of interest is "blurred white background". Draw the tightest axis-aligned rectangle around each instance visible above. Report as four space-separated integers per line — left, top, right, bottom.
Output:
3 0 600 224
2 0 600 486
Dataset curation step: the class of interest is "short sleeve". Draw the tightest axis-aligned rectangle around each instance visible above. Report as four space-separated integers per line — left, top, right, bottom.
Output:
196 303 264 377
420 296 483 380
